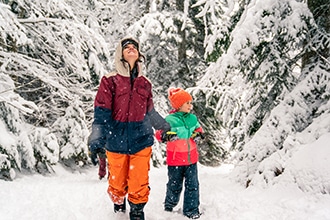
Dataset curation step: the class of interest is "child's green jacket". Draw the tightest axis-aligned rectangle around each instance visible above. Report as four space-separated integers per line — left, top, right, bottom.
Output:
164 111 203 166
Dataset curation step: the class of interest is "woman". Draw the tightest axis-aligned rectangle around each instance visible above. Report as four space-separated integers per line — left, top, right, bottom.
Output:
88 37 170 220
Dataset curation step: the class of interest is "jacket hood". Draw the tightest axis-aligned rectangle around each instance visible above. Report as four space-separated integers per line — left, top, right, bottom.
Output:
114 36 145 77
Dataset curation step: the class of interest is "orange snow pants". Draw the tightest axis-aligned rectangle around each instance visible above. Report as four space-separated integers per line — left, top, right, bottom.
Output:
106 147 151 205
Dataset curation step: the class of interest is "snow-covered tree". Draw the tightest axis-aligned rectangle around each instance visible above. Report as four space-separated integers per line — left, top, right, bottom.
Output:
0 0 111 178
194 0 310 149
230 0 330 190
52 98 89 168
0 72 39 180
194 0 330 191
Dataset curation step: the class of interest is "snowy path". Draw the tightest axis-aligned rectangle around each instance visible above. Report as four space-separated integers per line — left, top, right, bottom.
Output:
1 164 330 220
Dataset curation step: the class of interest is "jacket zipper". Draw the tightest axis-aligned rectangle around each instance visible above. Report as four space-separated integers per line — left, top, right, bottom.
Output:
182 114 192 164
126 76 134 152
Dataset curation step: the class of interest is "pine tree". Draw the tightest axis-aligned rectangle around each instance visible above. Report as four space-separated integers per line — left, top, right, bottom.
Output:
228 0 329 188
52 98 90 168
196 0 312 152
0 0 111 179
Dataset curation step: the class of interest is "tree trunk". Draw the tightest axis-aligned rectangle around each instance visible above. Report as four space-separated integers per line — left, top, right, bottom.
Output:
302 0 330 69
175 0 188 78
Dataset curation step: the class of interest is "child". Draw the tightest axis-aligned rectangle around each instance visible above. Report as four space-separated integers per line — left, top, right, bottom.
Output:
156 87 205 219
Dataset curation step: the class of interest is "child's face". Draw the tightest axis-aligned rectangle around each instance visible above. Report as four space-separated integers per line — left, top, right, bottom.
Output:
178 101 192 113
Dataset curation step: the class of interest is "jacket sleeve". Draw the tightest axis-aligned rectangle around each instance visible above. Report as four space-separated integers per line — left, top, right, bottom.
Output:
88 106 112 153
88 76 114 153
194 126 203 133
154 130 163 142
147 108 171 132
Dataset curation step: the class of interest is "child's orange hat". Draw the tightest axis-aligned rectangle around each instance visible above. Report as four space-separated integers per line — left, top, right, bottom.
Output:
168 87 192 109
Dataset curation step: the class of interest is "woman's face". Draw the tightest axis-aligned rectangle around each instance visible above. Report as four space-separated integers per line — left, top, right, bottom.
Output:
122 44 139 62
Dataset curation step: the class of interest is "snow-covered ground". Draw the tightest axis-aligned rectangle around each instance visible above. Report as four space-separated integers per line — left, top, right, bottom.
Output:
1 162 330 220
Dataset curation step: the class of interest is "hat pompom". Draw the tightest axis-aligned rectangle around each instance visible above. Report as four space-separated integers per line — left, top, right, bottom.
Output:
168 87 192 109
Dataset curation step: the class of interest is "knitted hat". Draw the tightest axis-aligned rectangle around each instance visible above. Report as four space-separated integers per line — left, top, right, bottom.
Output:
120 37 145 63
168 87 192 109
121 38 139 51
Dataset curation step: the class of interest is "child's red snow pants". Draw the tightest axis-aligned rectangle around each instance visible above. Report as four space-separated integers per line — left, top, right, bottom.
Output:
106 147 151 205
